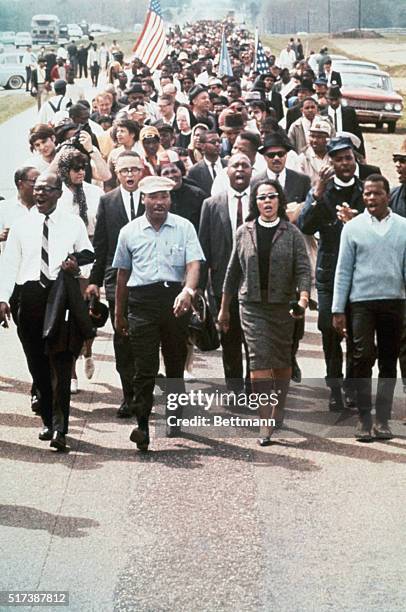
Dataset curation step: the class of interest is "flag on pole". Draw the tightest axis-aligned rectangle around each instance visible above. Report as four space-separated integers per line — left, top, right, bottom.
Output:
254 29 270 74
132 0 168 72
217 29 233 78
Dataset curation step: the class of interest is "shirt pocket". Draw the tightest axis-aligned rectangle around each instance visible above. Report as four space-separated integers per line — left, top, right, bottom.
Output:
169 244 185 266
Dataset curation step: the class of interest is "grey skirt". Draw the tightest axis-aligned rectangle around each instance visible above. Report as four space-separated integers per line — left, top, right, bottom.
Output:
240 301 294 370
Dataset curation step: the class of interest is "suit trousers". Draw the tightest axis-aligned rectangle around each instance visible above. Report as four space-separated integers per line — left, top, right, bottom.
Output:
25 67 32 91
78 62 88 78
317 288 354 390
128 284 189 425
215 295 250 391
398 303 406 384
10 285 36 399
18 281 73 434
350 299 404 422
108 299 135 404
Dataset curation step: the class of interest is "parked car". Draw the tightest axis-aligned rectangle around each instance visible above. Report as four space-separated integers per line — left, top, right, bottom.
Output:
15 32 33 48
0 31 16 46
333 59 379 71
67 24 83 40
340 67 403 133
0 52 25 89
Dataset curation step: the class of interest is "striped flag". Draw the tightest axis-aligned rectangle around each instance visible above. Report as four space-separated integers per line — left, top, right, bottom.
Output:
254 29 270 74
132 0 168 72
217 29 233 78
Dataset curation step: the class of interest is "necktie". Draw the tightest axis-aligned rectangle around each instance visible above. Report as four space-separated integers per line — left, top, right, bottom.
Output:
211 163 217 180
334 110 338 130
236 194 244 228
40 215 51 288
130 192 135 220
275 173 280 184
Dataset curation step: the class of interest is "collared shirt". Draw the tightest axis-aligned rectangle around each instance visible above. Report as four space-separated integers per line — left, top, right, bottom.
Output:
58 182 104 238
0 207 93 303
204 156 223 180
0 197 34 253
328 105 343 132
364 208 393 236
112 211 205 287
120 186 141 222
227 187 250 237
266 167 287 189
22 51 37 67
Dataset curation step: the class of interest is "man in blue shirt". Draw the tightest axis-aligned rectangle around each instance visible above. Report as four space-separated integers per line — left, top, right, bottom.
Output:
332 175 406 441
113 175 205 451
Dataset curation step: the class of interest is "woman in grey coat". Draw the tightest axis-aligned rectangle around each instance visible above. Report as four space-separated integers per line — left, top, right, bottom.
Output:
218 180 311 445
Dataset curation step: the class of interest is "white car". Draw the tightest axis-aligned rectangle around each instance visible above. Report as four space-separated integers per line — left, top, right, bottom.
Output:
67 24 83 40
15 32 33 48
0 52 25 89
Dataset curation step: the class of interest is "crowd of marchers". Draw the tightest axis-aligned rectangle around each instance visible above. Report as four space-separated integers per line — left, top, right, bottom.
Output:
1 19 406 452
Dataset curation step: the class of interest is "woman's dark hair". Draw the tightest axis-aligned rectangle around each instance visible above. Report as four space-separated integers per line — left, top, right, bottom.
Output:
158 160 186 177
247 180 288 221
111 118 140 144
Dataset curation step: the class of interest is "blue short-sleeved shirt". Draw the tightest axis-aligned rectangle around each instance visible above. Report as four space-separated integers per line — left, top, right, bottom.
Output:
112 212 205 287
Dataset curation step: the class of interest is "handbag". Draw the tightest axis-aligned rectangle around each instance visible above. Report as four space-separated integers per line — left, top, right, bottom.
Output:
188 294 220 351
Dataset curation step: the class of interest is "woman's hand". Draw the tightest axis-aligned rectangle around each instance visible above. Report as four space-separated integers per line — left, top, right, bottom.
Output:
217 308 230 333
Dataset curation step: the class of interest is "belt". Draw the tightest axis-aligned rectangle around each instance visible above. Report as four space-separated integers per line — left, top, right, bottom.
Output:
130 281 182 291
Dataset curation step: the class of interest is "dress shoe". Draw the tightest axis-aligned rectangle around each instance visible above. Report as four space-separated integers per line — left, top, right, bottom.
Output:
373 422 393 440
129 426 149 451
344 393 357 410
31 395 41 414
50 432 67 451
257 437 273 446
166 423 181 438
116 401 133 418
38 427 53 441
309 298 318 311
354 416 373 442
329 388 344 411
291 359 302 384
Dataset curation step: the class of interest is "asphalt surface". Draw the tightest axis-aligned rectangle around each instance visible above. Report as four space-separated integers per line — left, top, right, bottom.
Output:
0 92 406 612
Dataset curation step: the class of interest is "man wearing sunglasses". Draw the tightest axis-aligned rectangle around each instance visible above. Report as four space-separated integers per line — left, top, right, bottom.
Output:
0 172 93 451
86 151 145 418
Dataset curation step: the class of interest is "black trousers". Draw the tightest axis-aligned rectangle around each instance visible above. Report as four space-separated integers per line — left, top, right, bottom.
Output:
90 63 99 86
350 299 404 422
17 282 73 434
10 285 36 399
78 62 88 78
108 299 135 404
215 295 250 391
398 303 406 384
317 288 354 389
128 283 189 424
25 66 32 91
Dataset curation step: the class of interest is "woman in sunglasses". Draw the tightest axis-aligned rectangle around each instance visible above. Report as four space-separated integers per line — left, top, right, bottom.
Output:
57 149 104 392
218 180 311 446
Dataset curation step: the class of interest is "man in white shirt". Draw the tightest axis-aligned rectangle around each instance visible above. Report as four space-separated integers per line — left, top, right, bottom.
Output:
0 172 94 451
278 43 297 71
0 166 40 252
199 153 253 393
22 46 37 92
38 80 72 124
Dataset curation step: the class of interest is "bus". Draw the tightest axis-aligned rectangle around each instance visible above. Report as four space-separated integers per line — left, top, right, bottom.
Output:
31 14 60 45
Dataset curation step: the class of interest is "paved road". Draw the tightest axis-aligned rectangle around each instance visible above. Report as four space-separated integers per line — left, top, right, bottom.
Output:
1 308 406 611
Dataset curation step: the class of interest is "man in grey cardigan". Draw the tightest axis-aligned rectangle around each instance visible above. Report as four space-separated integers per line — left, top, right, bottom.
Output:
332 175 406 441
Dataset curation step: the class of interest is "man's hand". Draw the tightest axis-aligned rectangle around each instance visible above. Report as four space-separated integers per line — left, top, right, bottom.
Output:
313 165 335 200
0 302 11 328
61 255 79 276
332 313 348 338
78 130 93 153
290 297 308 319
85 284 100 300
217 308 230 333
173 289 192 318
114 314 129 336
336 202 359 224
0 228 10 242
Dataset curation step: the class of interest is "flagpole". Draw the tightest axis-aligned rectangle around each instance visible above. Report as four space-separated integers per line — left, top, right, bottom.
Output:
254 27 259 72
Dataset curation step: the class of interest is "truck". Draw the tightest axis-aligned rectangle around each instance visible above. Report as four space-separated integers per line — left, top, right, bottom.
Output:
31 14 60 45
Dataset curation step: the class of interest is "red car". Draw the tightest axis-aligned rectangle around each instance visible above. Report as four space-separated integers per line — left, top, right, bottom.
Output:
340 67 403 133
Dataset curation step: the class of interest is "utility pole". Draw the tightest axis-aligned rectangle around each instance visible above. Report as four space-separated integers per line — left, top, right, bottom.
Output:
358 0 362 30
328 0 331 34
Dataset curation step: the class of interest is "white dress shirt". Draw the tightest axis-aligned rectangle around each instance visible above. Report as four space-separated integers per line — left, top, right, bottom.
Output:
0 197 33 254
204 157 223 181
0 207 93 303
266 167 287 189
120 186 142 222
328 105 343 132
227 188 250 238
366 209 393 236
58 182 104 238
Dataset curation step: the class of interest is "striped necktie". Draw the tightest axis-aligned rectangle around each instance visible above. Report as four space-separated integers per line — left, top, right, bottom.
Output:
40 214 51 288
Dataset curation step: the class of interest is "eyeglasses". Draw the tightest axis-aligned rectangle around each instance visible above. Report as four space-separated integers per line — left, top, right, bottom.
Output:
118 167 143 175
393 155 406 163
264 151 287 159
33 185 60 193
256 193 279 201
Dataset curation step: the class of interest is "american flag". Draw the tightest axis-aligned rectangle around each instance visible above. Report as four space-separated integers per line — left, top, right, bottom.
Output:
133 0 168 72
254 30 269 74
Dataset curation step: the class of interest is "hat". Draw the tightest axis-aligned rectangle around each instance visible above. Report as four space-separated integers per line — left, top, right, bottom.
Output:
88 299 109 329
54 118 76 137
140 126 160 141
314 77 328 86
178 51 189 61
336 130 361 150
208 77 222 86
258 134 294 154
124 83 144 95
299 79 314 92
244 90 262 101
310 118 333 136
138 176 175 193
221 113 245 132
189 84 208 103
327 86 342 99
326 136 354 156
154 121 174 133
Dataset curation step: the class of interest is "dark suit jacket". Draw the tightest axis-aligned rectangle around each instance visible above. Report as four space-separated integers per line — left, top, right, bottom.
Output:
251 169 311 204
187 159 227 197
358 162 381 180
88 187 134 300
268 91 284 122
170 182 206 232
323 105 365 157
198 191 236 296
321 71 342 88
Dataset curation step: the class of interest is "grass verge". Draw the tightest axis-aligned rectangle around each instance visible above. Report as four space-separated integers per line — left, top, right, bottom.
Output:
0 93 35 125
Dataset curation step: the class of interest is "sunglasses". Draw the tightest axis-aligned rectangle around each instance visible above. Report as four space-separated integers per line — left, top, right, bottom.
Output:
393 155 406 163
264 151 287 159
71 165 86 171
34 185 60 193
256 193 279 201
